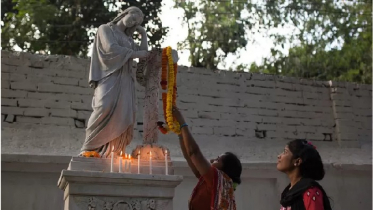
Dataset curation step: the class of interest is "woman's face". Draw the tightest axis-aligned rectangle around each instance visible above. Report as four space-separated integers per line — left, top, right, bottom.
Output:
277 145 297 172
122 11 143 28
210 153 225 170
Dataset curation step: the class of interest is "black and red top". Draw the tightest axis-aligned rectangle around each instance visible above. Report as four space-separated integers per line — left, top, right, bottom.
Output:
281 186 325 210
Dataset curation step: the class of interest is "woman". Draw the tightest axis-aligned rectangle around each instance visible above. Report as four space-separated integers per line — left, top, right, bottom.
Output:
277 139 332 210
80 6 149 157
172 107 242 210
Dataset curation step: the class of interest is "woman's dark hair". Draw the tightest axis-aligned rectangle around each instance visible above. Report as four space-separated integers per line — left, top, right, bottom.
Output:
288 139 325 181
221 152 242 184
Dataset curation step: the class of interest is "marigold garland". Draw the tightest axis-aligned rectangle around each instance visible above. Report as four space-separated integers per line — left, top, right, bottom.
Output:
82 151 100 158
157 46 180 135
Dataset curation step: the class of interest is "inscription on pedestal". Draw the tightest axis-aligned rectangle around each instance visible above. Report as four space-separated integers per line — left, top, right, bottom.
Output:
82 196 170 210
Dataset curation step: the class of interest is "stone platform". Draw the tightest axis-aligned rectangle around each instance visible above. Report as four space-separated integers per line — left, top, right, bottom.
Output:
59 147 183 210
68 156 174 175
58 170 183 210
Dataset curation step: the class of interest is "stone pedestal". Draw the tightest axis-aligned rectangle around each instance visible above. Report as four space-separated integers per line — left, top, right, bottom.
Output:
59 148 182 210
58 168 182 210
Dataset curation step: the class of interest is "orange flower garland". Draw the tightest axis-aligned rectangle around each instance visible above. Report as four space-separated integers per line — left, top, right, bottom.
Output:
82 151 100 158
158 47 180 134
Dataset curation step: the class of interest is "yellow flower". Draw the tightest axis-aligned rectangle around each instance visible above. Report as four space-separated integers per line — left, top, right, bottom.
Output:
161 46 181 134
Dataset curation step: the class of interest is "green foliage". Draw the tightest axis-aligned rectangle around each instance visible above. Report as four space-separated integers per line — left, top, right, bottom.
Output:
1 0 166 57
179 0 372 84
257 0 372 84
261 28 372 84
177 0 252 69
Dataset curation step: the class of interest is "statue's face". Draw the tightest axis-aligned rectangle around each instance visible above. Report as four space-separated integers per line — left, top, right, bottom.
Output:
122 10 143 28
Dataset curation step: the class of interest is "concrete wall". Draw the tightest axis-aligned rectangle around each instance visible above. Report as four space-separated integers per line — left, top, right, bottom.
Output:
2 51 372 161
2 154 372 210
1 51 372 210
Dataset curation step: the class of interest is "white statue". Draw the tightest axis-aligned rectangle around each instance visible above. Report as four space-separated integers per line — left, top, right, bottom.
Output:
80 6 149 157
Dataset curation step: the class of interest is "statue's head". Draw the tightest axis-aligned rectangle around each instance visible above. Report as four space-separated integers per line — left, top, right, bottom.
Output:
111 6 144 35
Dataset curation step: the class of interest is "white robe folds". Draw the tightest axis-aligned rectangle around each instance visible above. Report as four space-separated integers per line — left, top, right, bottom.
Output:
81 23 139 157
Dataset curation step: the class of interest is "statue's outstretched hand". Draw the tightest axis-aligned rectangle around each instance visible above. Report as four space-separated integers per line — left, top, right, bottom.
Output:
172 107 186 125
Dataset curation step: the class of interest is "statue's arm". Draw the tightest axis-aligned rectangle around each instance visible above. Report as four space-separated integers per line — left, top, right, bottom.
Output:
136 26 148 51
98 25 123 52
98 25 147 59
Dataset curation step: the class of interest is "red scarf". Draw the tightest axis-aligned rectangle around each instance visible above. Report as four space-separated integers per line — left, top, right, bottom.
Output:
189 167 236 210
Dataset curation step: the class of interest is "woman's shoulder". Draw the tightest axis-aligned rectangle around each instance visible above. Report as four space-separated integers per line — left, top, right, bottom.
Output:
220 169 232 181
303 186 323 197
303 186 324 209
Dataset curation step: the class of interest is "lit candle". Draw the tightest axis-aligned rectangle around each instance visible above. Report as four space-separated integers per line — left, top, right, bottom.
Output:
149 151 152 175
124 154 128 173
119 151 123 173
128 154 132 174
110 146 114 173
138 150 140 174
165 150 168 175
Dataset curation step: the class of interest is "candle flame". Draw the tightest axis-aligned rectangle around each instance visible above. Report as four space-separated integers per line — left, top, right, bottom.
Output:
125 153 128 159
150 151 152 156
112 146 114 151
120 151 122 156
129 154 131 159
138 150 140 154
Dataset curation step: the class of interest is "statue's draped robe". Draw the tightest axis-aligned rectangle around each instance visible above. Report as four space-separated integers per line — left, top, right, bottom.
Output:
81 23 139 157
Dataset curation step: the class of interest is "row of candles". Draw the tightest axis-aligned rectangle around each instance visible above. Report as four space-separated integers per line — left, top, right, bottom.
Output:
109 146 169 175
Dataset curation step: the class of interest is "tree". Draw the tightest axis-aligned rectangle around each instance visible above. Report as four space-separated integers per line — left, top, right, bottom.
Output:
1 0 166 57
1 0 17 21
177 0 255 69
255 0 372 84
257 28 372 84
178 0 372 84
